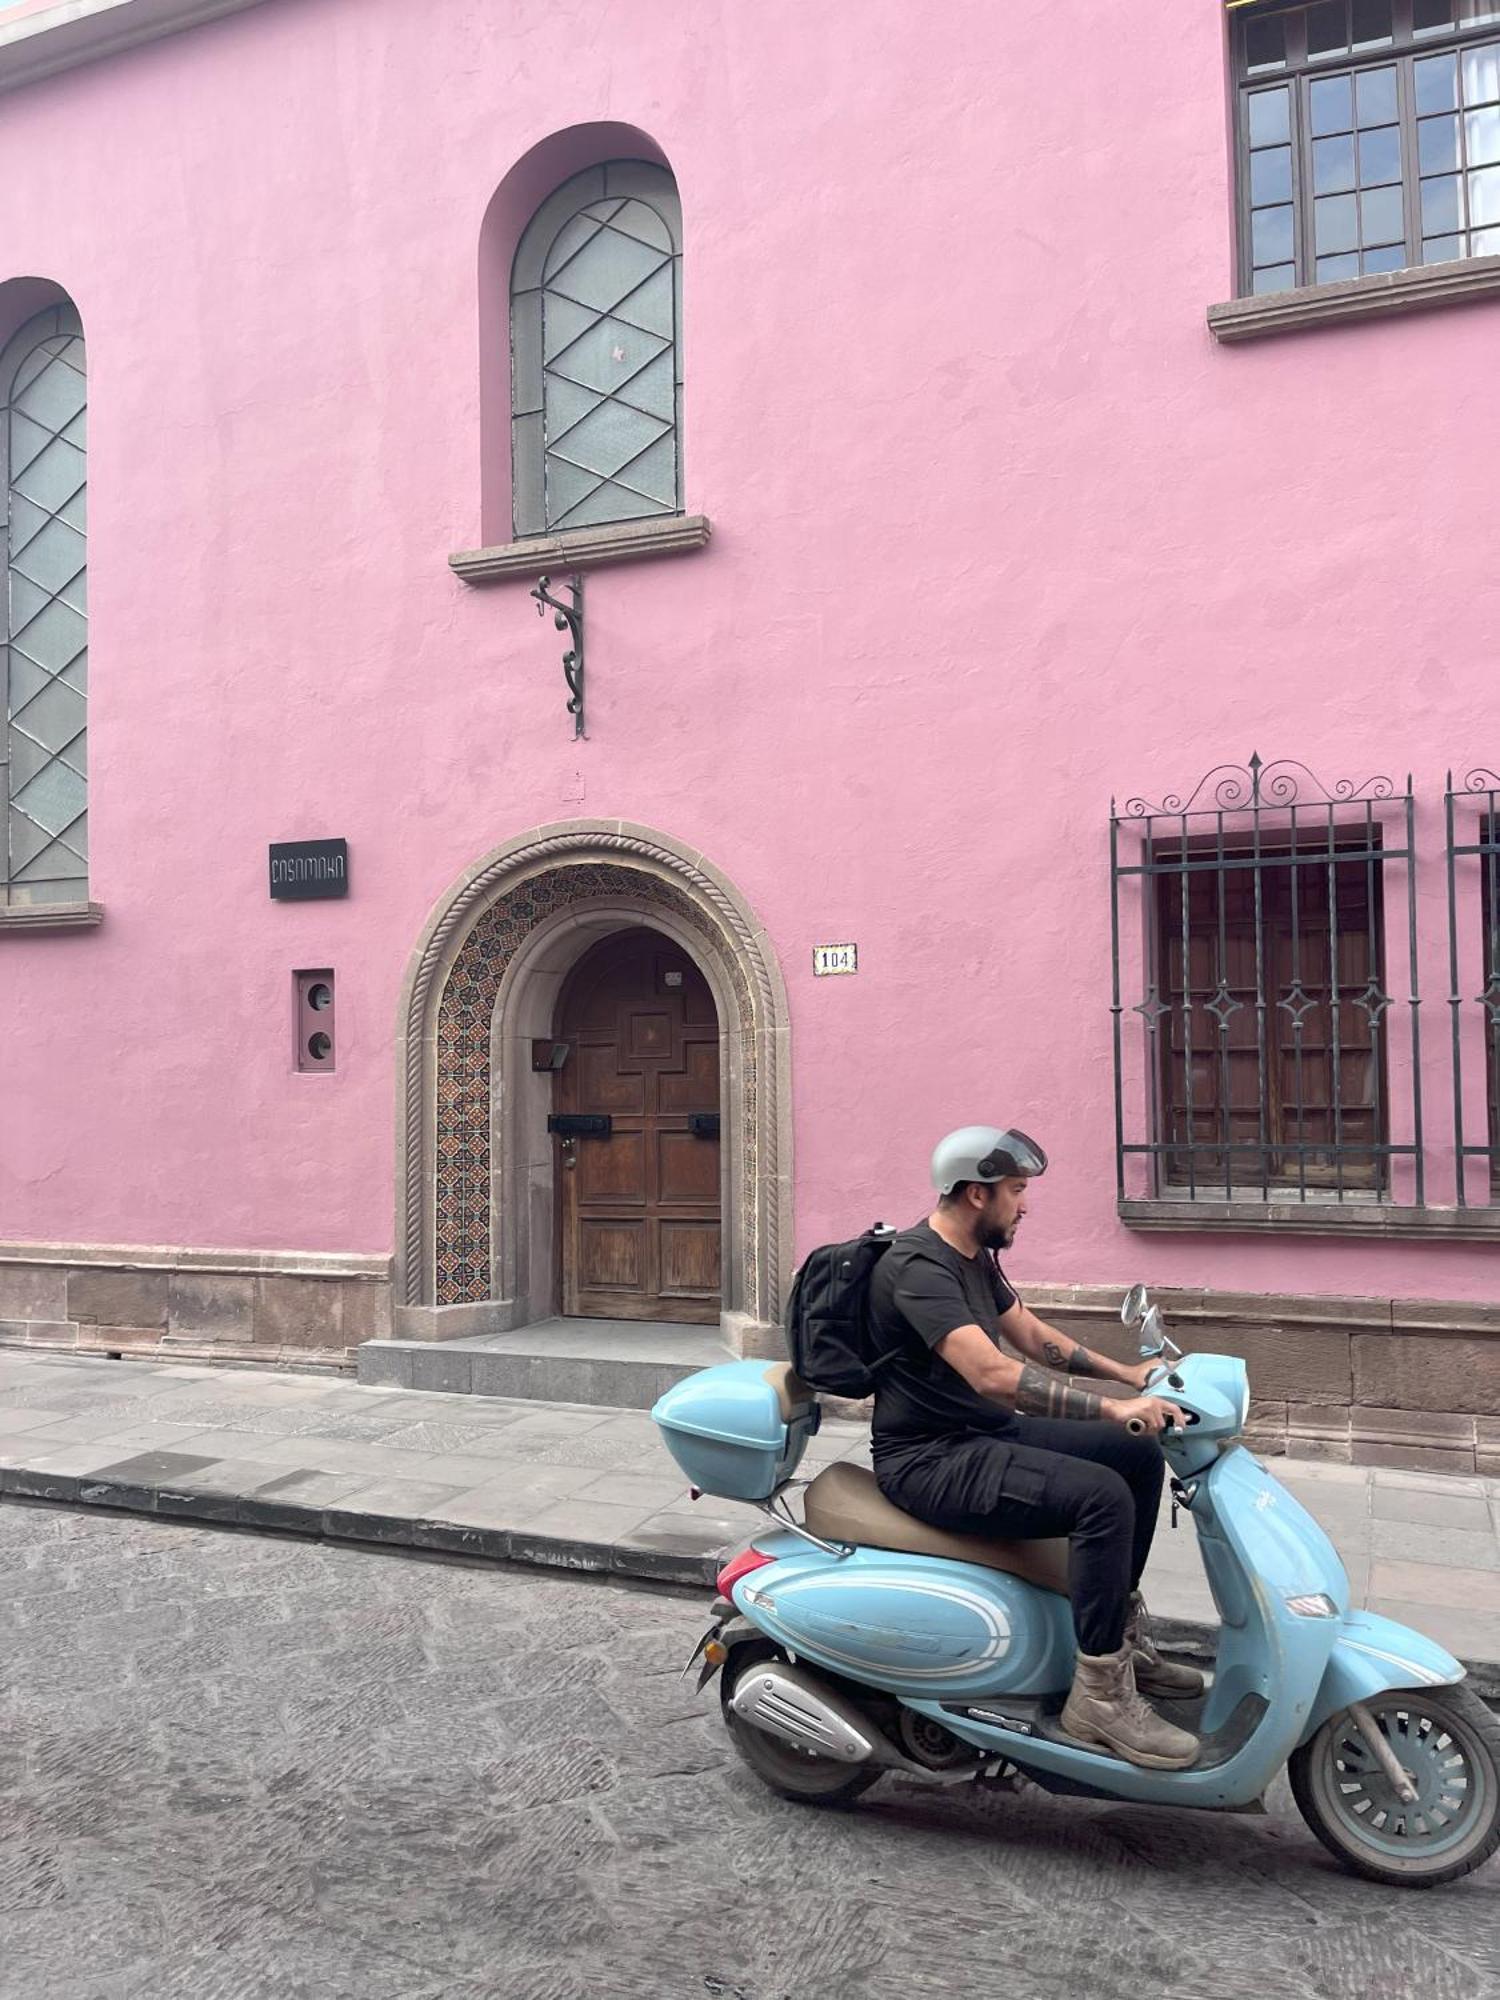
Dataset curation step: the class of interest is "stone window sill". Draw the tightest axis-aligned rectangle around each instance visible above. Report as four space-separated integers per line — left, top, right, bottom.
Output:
1120 1197 1500 1241
450 512 712 585
1208 254 1500 343
0 901 103 935
0 1 267 99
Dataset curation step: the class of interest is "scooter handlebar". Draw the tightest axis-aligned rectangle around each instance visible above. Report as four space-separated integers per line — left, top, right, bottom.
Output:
1125 1412 1178 1437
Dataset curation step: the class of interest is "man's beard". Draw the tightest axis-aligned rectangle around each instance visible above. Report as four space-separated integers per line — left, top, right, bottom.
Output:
979 1218 1015 1251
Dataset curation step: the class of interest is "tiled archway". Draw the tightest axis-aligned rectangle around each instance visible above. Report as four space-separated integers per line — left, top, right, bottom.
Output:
395 825 791 1349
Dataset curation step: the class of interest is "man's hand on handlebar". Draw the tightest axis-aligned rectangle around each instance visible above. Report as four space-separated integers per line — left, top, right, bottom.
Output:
1105 1394 1188 1435
1119 1359 1165 1394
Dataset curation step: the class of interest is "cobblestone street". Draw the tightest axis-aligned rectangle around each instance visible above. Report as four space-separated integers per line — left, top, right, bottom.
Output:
4 1502 1498 2000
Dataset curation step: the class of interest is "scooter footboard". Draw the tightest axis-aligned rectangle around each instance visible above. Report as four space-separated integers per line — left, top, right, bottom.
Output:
1300 1611 1464 1743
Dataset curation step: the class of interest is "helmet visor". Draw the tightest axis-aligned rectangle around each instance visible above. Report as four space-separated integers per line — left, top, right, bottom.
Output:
976 1129 1048 1179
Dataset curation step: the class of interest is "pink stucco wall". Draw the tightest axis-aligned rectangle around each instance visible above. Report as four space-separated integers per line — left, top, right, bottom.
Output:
1 0 1496 1306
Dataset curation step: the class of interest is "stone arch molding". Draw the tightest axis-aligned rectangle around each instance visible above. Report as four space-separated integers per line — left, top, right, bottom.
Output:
395 822 791 1352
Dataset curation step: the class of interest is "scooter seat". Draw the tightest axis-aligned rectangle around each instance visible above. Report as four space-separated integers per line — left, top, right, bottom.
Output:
802 1461 1070 1596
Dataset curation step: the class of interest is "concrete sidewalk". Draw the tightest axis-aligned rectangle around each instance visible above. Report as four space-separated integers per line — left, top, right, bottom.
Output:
3 1348 1499 1695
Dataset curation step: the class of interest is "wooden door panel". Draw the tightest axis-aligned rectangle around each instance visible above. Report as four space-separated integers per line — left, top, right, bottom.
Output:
575 1131 646 1202
627 1011 674 1061
579 1220 645 1294
575 1044 645 1112
657 1129 720 1204
680 975 716 1025
556 932 722 1323
660 1220 721 1297
658 1038 719 1113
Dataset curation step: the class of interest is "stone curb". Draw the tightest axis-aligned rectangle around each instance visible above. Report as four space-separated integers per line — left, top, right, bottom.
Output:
0 1458 715 1588
4 1457 1498 1704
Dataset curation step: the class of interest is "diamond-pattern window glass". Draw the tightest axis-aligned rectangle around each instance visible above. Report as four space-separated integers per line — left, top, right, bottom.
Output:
511 164 683 538
3 303 87 907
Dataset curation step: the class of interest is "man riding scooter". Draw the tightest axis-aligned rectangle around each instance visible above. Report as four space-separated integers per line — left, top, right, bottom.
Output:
868 1125 1202 1770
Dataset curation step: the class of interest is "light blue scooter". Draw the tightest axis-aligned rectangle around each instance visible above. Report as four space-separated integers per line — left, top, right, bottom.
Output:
652 1284 1500 1888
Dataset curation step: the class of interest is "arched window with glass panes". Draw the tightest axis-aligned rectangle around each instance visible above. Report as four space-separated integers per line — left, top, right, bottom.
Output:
2 301 87 909
509 162 682 537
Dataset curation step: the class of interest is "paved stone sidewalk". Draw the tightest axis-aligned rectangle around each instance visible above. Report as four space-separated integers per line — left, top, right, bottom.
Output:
2 1349 1499 1692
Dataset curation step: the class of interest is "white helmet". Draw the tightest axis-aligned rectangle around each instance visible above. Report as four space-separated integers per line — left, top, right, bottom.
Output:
931 1126 1048 1195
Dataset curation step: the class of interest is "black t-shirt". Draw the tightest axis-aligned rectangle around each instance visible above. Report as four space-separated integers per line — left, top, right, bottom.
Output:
868 1219 1020 1461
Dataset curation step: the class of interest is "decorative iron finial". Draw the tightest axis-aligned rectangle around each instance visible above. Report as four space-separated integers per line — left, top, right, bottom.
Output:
1118 753 1396 820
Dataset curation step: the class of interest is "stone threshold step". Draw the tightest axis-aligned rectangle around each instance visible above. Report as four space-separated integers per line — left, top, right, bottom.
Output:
357 1316 733 1410
3 1458 1498 1706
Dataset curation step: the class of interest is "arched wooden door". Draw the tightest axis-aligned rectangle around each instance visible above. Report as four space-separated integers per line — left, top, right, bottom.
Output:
553 931 722 1323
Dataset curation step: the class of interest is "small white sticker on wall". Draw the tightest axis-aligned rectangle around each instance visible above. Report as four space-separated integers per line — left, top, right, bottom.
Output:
813 943 858 977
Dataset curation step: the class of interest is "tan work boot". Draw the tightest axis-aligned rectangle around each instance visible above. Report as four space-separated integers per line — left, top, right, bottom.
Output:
1060 1645 1200 1770
1125 1591 1205 1701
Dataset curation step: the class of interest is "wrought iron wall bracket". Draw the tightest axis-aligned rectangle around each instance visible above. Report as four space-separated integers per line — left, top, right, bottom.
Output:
530 573 585 737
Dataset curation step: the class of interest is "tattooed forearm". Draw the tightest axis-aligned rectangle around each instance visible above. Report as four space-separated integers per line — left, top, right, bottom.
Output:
1041 1337 1102 1378
1014 1362 1105 1422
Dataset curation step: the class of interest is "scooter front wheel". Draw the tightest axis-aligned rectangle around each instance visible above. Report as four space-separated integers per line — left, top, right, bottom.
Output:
1289 1684 1500 1887
721 1645 881 1807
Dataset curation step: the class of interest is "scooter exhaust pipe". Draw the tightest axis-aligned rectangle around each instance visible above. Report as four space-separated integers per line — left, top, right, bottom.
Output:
729 1662 897 1768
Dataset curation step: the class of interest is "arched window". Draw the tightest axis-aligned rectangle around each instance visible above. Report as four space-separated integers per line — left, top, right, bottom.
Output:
3 302 86 909
510 161 682 538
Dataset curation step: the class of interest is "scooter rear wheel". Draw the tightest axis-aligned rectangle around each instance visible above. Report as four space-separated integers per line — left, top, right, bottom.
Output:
721 1645 881 1807
1289 1684 1500 1887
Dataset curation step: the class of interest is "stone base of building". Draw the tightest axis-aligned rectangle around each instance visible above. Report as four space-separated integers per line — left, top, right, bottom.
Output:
0 1241 391 1373
1024 1281 1500 1477
2 1245 1495 1475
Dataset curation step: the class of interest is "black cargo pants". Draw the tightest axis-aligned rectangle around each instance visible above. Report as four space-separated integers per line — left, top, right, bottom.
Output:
874 1419 1167 1656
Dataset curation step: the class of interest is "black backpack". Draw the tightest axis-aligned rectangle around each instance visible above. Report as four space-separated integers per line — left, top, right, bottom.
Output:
783 1222 900 1398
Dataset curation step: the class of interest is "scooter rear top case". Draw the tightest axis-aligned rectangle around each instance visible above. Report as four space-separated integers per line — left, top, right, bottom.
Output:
652 1285 1500 1889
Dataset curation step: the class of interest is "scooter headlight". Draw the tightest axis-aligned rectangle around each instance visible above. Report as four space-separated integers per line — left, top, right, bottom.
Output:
1284 1592 1339 1618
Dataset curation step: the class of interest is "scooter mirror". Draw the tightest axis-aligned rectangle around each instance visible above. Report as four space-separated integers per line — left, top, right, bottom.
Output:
1120 1284 1149 1328
1138 1303 1166 1357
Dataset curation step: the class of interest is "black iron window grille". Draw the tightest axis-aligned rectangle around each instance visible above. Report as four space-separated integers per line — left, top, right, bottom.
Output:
1110 754 1423 1204
1232 1 1500 298
1445 768 1500 1202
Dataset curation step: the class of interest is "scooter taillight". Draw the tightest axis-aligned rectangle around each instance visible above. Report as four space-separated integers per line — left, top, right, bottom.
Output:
716 1545 775 1598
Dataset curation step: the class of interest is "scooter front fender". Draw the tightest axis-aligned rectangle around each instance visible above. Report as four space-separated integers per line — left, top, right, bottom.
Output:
1299 1610 1464 1743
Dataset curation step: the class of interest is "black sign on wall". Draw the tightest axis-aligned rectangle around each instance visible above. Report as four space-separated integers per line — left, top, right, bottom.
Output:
269 839 349 901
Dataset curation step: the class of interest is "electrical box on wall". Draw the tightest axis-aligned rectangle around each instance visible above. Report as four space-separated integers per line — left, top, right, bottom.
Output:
295 970 335 1072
